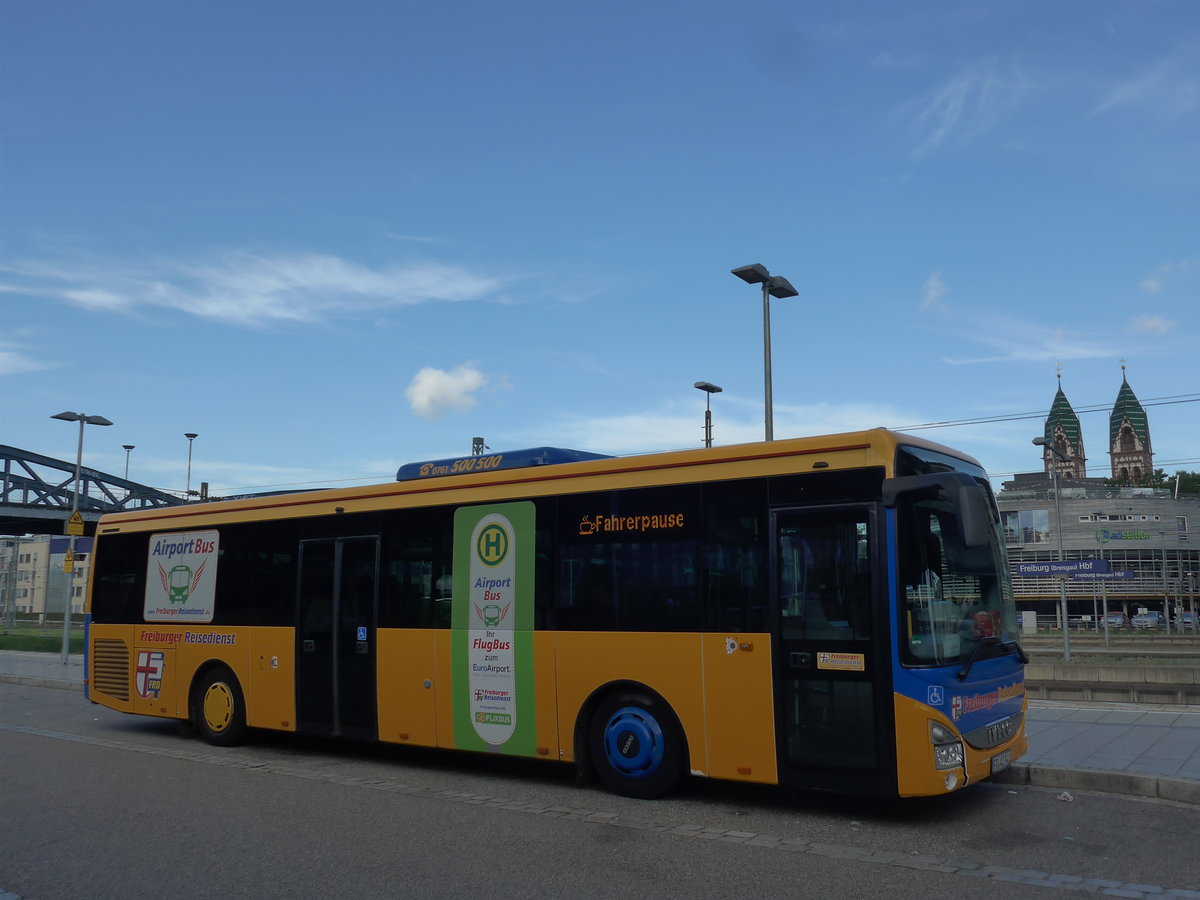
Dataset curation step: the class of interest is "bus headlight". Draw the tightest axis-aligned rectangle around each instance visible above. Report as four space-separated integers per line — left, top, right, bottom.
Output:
929 720 964 771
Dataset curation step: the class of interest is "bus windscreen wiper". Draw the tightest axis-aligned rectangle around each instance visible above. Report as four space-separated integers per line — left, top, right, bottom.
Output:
957 635 1028 680
956 635 999 680
1003 638 1029 665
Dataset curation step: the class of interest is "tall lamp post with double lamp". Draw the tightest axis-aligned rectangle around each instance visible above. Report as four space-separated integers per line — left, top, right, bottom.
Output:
1033 436 1071 662
694 382 723 448
51 410 113 663
731 264 798 441
122 444 135 501
185 433 198 499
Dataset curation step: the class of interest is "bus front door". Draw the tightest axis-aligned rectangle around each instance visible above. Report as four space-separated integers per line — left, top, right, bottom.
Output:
296 536 380 740
771 506 892 794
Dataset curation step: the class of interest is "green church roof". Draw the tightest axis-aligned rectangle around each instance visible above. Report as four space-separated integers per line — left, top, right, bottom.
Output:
1044 383 1083 450
1109 372 1151 449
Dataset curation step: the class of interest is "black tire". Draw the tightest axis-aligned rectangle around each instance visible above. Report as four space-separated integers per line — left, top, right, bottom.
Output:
191 667 247 747
588 691 685 799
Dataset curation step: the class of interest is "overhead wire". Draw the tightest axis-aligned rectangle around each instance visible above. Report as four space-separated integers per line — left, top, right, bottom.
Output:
210 393 1200 496
892 393 1200 432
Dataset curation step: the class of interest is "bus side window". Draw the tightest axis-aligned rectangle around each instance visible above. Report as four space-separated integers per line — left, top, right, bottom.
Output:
778 512 871 641
216 521 297 626
92 532 150 623
554 486 701 632
705 479 768 633
379 508 453 629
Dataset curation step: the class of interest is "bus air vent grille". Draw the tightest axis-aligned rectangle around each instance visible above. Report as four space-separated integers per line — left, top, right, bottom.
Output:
92 639 130 701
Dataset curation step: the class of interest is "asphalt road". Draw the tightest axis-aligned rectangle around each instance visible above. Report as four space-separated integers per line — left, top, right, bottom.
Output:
2 683 1199 900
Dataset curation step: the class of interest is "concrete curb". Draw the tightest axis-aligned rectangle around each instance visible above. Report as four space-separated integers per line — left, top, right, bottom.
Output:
992 763 1200 805
0 673 84 692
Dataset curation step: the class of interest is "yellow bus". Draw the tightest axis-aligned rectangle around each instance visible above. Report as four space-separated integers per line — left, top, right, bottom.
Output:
85 429 1027 799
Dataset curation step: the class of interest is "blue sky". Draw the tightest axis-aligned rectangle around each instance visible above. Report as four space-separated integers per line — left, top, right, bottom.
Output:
2 0 1197 497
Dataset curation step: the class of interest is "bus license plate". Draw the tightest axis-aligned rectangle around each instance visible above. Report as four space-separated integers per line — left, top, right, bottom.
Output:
990 750 1012 775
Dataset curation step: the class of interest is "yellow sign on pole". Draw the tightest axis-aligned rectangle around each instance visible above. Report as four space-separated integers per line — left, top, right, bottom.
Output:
64 547 75 573
66 511 84 536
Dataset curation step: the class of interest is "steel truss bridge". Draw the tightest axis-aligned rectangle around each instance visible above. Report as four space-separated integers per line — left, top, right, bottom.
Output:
1 444 184 536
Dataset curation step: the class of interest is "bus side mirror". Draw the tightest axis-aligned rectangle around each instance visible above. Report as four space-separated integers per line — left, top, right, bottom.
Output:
882 473 993 551
958 484 990 549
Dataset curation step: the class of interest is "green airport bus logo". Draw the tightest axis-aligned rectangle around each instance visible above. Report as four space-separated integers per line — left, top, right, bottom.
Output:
157 560 207 605
168 565 193 603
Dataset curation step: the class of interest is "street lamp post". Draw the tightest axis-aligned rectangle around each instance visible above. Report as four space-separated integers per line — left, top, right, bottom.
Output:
184 433 198 498
51 410 113 664
122 444 135 502
1188 572 1196 633
693 382 723 448
731 264 798 441
1159 531 1173 636
1033 436 1071 662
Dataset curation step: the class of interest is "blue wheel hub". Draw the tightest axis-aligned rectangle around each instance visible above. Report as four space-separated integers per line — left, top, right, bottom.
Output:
602 706 665 780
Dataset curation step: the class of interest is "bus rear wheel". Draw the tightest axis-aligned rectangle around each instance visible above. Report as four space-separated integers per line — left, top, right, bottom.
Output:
191 667 247 747
589 691 685 799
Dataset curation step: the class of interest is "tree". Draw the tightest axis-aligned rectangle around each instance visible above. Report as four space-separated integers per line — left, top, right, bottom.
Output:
1105 469 1200 494
1174 470 1200 495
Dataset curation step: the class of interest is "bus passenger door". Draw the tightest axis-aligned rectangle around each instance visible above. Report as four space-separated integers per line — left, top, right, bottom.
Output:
771 506 891 794
297 536 380 740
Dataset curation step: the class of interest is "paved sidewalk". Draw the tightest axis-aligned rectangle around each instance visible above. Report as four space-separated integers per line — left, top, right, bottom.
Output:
2 650 1198 804
0 649 84 689
998 699 1200 804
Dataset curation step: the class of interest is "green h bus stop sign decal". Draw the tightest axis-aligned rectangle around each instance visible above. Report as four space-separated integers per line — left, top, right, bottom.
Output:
452 502 536 754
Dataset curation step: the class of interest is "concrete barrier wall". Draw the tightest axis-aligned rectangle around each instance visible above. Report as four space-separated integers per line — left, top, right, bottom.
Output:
1025 664 1200 704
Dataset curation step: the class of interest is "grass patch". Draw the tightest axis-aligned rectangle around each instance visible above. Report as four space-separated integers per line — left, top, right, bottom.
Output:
0 622 85 653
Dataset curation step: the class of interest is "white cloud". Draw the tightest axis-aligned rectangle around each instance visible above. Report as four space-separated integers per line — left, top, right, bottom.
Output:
1140 259 1194 294
0 252 503 328
1129 314 1175 335
549 412 703 455
940 316 1119 365
1091 60 1200 119
109 452 393 497
59 287 132 311
405 363 488 419
904 59 1030 157
538 398 914 458
921 270 947 310
0 344 51 375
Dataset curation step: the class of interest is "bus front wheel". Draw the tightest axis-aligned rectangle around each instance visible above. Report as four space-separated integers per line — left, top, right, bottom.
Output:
191 667 247 747
588 691 685 799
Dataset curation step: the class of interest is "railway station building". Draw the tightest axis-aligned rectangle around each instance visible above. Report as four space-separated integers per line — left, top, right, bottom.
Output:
997 370 1199 629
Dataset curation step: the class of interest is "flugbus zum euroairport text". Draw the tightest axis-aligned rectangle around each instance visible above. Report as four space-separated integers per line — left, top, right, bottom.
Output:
85 429 1027 799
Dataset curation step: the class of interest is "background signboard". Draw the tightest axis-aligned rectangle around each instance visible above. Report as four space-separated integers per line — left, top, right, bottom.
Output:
1015 560 1109 577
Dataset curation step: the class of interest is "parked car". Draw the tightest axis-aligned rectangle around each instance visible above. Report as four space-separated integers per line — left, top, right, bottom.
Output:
1176 611 1197 631
1131 610 1162 629
1104 611 1129 628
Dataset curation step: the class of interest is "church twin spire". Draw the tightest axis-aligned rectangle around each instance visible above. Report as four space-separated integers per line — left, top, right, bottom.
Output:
1108 364 1153 482
1042 365 1153 482
1042 371 1088 479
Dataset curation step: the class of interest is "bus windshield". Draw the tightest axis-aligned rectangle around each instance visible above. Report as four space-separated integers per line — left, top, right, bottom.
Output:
894 448 1019 669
